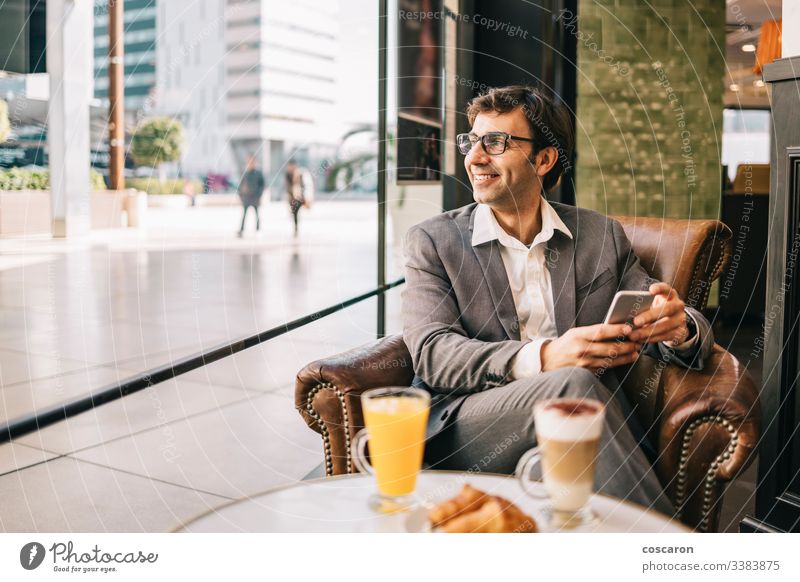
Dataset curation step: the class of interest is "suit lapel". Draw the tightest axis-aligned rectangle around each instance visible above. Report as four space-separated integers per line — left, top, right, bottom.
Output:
546 218 577 336
472 241 520 340
466 208 519 341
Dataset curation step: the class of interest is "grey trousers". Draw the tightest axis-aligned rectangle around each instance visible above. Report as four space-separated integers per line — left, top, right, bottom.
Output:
423 367 675 517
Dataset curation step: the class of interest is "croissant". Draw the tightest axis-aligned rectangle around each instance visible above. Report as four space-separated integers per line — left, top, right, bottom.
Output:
440 497 537 533
428 484 538 533
428 484 489 527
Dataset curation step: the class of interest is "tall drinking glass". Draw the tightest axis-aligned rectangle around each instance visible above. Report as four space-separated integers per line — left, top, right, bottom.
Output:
351 387 430 513
515 397 606 529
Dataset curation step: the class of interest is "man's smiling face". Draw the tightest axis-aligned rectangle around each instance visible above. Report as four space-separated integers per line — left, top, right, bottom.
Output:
465 107 540 211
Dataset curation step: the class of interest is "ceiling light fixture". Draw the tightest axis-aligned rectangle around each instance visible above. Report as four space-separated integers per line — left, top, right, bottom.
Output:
729 83 741 92
742 43 757 52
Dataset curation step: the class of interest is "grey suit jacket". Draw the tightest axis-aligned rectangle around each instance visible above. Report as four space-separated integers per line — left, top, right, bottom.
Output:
401 202 714 439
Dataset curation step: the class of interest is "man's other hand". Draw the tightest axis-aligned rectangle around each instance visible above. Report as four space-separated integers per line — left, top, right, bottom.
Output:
541 323 640 372
628 283 689 346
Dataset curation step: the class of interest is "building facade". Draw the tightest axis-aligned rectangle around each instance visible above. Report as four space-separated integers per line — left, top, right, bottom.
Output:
155 0 235 179
91 0 345 184
223 0 341 186
93 0 158 112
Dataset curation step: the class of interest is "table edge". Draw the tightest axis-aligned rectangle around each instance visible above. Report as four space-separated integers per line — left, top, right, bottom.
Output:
174 470 692 533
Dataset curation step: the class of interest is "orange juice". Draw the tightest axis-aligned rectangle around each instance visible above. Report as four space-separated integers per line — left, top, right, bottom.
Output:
362 395 429 497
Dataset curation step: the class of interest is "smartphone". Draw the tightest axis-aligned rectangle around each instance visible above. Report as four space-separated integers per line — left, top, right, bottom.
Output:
603 290 655 325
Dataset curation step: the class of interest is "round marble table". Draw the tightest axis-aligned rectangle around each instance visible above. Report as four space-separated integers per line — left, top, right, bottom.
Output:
177 470 689 533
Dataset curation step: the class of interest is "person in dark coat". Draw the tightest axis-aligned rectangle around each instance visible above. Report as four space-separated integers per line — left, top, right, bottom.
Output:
237 156 265 237
285 161 315 237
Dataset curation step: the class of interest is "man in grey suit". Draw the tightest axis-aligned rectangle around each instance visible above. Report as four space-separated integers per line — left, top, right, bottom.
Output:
401 86 713 516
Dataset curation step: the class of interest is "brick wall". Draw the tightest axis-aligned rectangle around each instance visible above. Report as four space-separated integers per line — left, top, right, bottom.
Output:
569 0 725 219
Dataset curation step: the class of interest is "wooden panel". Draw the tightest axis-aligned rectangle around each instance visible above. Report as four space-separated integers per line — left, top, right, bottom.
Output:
755 56 800 532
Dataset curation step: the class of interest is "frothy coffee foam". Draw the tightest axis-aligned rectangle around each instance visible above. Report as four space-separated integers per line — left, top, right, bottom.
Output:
534 398 604 441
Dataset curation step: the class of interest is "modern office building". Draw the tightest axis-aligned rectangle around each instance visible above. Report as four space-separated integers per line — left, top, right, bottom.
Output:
154 0 235 178
223 0 341 179
92 0 344 181
93 0 158 112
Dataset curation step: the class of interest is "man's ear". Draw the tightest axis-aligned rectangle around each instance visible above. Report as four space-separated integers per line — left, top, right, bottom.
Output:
532 146 559 177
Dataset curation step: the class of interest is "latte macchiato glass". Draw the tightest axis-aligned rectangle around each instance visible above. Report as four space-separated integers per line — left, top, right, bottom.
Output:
515 397 605 529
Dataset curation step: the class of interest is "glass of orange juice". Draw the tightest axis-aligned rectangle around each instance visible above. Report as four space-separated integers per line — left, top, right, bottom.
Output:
351 387 430 513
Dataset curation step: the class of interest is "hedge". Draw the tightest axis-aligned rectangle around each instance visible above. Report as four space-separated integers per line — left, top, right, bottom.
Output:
126 177 203 195
0 168 107 191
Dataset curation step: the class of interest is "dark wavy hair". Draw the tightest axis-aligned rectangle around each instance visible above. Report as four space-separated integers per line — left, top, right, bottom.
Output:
466 85 573 192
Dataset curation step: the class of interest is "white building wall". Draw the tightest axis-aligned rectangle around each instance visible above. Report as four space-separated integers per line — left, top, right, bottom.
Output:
224 0 264 152
224 1 340 147
155 0 235 178
260 0 340 145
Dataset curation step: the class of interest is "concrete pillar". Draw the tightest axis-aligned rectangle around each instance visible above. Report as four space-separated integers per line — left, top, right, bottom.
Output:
47 0 93 238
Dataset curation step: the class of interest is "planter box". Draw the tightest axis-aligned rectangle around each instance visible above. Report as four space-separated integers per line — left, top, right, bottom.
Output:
91 190 127 229
0 190 134 237
0 190 52 237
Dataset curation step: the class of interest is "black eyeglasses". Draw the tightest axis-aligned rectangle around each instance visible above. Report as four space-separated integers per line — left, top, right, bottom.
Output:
456 131 536 155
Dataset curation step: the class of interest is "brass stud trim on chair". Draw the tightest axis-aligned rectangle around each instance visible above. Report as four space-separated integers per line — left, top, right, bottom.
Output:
673 415 739 532
305 382 353 476
687 237 728 310
304 384 333 475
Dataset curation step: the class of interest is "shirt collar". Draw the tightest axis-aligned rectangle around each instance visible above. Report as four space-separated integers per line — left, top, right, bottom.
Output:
471 198 573 248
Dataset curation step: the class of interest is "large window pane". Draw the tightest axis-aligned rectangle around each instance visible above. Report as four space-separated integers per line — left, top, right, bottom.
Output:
1 0 379 415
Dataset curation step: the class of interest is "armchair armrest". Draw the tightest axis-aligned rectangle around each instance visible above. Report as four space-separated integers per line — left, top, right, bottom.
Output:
656 344 761 531
295 334 414 475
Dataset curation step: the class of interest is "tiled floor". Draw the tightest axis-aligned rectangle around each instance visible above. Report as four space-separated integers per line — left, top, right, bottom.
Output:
0 200 385 532
0 457 227 532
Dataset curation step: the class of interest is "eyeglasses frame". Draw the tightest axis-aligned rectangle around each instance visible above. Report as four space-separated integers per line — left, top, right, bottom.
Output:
456 131 537 156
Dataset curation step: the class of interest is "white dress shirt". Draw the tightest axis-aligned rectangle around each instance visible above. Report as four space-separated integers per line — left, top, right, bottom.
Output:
471 200 698 380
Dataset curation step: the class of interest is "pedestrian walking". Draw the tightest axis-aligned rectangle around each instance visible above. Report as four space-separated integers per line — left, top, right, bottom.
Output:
237 156 265 237
183 178 197 207
285 161 314 236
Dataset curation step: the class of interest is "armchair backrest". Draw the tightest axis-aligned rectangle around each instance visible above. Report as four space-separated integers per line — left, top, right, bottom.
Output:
611 215 732 311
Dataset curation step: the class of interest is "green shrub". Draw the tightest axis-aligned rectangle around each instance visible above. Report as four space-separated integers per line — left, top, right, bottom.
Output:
0 168 107 191
131 117 184 169
0 167 48 190
91 170 107 191
126 177 202 195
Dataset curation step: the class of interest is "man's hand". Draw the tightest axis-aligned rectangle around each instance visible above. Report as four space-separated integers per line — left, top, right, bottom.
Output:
541 323 641 372
628 283 689 346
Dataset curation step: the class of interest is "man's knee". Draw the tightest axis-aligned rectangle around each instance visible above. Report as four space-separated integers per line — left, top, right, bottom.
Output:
551 366 613 402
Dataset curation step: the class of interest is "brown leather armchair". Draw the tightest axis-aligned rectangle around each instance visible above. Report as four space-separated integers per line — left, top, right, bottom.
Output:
295 216 761 532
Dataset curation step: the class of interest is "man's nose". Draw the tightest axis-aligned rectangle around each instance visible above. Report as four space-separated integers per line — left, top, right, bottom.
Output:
465 141 489 167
